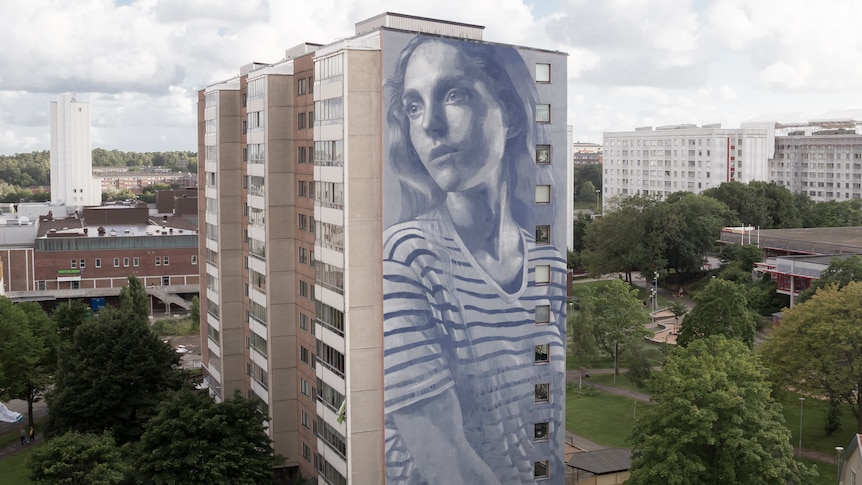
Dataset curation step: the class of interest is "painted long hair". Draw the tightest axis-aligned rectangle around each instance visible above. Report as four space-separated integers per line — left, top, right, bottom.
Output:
384 36 546 231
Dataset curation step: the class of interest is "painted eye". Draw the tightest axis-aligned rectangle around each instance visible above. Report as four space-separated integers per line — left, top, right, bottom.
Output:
404 102 423 120
444 88 468 104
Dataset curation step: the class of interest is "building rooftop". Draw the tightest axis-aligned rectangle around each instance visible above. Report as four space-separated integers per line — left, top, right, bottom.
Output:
567 448 632 475
720 226 862 255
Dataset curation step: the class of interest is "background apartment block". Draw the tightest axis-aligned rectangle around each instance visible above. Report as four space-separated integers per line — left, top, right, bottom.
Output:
200 12 569 484
603 121 862 207
50 94 101 208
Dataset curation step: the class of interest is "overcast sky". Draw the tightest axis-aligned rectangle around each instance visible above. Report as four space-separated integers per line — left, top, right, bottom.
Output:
1 0 860 155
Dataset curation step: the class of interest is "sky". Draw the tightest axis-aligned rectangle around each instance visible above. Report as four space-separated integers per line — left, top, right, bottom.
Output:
1 0 860 155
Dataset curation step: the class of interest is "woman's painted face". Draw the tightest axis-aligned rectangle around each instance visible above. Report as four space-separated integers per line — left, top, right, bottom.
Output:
402 42 508 193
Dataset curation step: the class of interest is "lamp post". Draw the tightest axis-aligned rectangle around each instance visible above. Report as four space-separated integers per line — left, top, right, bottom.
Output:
595 189 601 214
652 272 659 312
798 397 805 454
613 340 618 386
836 446 844 483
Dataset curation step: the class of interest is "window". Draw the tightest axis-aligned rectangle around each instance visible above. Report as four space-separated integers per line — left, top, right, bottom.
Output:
535 63 551 83
535 344 550 363
534 422 549 441
191 255 197 265
300 313 309 331
71 281 80 290
298 146 307 164
299 280 308 298
70 259 77 269
535 265 551 284
95 258 101 268
301 346 309 364
155 256 161 266
133 257 139 267
535 225 550 244
534 460 549 479
163 256 169 266
299 247 308 264
308 110 314 126
123 257 130 267
535 383 550 402
303 442 311 461
299 214 308 231
298 78 307 95
302 410 310 429
114 258 120 267
79 259 85 269
162 276 170 286
536 144 551 164
298 180 307 197
308 76 313 93
301 378 309 396
297 112 307 130
37 280 46 291
536 104 550 123
535 305 550 324
535 185 551 204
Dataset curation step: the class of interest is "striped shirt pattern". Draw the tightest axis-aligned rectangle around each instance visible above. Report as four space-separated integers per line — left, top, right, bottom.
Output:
383 216 567 484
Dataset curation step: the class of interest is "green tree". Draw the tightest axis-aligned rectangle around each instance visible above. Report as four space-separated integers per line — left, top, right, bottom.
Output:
578 279 650 376
0 298 57 428
53 299 92 343
46 306 181 443
190 295 200 326
136 389 283 484
761 281 862 433
628 336 814 485
582 194 664 281
28 431 130 485
119 275 150 324
797 254 862 303
677 278 757 348
660 193 733 275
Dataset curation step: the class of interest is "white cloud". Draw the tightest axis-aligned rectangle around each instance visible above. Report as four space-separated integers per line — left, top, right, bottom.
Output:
0 0 859 154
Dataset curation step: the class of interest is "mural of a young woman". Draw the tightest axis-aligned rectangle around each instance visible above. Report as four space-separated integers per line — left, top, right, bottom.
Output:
382 34 567 484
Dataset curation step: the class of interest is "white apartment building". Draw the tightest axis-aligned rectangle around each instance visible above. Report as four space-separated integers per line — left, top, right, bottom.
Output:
50 94 101 209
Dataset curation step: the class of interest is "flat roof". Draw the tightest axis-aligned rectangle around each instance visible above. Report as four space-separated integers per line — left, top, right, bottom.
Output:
567 448 632 474
720 226 862 255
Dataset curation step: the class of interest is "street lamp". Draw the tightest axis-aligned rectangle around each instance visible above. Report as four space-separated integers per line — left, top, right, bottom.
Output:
595 189 601 214
652 272 659 312
798 397 805 454
613 340 618 386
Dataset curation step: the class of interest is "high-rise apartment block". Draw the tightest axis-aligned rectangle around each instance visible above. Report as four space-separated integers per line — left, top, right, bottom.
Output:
50 94 101 208
603 121 862 206
199 12 569 484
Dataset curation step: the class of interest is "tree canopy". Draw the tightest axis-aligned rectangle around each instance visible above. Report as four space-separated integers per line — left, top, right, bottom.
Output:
46 303 181 443
761 281 862 433
136 389 283 484
628 336 814 485
29 431 130 485
677 278 757 348
0 298 57 428
576 279 651 375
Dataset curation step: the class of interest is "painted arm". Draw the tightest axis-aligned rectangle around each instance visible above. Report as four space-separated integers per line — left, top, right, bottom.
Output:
392 387 501 485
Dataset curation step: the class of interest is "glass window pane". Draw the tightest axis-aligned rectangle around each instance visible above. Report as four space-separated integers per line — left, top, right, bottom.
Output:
536 104 550 123
536 63 551 82
536 185 551 204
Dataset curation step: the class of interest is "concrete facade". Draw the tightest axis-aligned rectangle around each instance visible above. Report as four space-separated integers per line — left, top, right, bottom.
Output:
199 13 568 484
50 95 100 208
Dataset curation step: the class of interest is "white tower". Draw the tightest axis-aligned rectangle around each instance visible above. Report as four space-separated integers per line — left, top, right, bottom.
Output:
50 94 100 208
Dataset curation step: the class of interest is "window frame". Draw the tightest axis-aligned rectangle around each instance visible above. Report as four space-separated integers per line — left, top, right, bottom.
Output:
536 104 551 123
536 144 551 164
535 63 551 83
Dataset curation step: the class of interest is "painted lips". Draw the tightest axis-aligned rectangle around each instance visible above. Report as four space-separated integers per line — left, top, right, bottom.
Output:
429 145 457 165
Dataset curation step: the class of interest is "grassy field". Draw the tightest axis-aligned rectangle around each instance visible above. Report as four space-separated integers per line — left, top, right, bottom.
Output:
777 391 856 457
566 386 842 484
0 445 36 484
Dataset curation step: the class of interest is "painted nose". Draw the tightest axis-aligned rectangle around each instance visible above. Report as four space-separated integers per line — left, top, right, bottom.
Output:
422 102 447 138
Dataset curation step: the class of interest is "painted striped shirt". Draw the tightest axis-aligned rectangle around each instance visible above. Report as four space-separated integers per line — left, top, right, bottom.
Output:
383 214 567 484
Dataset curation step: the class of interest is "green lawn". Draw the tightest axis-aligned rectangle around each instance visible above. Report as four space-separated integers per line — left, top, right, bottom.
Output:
588 370 658 395
565 385 848 480
566 386 643 448
778 391 856 457
0 445 36 484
